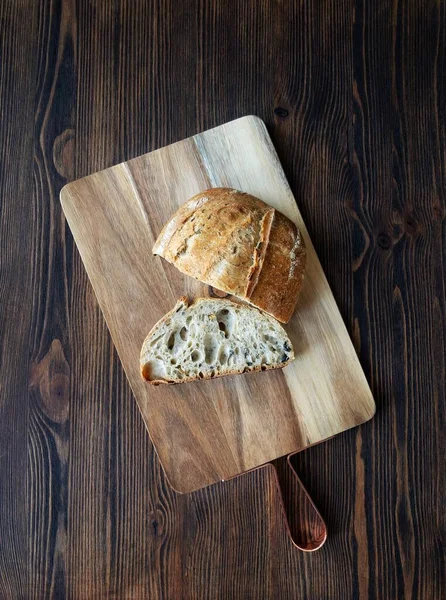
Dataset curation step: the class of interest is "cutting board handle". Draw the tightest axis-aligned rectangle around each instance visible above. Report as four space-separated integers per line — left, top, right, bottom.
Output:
268 453 327 551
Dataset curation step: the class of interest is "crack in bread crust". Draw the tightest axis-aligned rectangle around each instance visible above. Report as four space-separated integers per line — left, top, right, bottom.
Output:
153 189 306 322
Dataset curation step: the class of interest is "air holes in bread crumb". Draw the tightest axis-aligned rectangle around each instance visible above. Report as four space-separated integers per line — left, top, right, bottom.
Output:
191 350 201 362
219 347 228 365
204 335 217 364
216 308 234 338
167 331 176 350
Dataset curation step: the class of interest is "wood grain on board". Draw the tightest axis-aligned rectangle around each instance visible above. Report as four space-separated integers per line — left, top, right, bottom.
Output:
60 116 375 493
0 0 444 598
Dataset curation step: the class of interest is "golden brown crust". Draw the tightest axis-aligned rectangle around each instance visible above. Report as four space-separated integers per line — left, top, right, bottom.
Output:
153 189 272 297
153 189 306 322
249 211 306 322
245 208 274 299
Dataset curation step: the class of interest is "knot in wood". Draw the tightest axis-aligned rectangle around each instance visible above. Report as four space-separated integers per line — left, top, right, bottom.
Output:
274 107 289 118
53 129 75 180
377 233 392 250
29 339 70 423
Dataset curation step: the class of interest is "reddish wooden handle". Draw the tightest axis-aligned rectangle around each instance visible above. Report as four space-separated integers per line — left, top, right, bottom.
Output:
269 454 327 551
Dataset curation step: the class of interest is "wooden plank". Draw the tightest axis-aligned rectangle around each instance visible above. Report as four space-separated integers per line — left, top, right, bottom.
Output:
0 2 38 597
60 116 375 493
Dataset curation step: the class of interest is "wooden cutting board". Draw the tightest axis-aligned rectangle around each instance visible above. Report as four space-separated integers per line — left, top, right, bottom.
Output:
61 116 375 494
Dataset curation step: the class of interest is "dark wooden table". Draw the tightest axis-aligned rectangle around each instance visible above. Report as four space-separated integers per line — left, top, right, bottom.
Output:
1 1 444 598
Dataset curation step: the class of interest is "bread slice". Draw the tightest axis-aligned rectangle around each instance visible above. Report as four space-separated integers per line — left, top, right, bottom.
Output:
152 188 306 323
140 297 294 385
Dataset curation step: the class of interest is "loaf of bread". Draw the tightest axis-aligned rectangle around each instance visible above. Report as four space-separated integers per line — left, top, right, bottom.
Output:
153 188 306 323
140 297 294 384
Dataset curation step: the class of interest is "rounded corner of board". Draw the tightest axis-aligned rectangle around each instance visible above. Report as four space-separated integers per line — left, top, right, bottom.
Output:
356 396 377 427
243 114 267 130
365 400 377 422
244 114 264 124
59 182 73 207
159 467 208 495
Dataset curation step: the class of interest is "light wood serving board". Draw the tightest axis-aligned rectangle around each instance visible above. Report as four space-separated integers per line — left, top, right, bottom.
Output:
61 116 375 494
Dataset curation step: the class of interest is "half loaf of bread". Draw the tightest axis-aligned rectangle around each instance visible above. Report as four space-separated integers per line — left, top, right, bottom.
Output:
152 188 306 323
140 297 294 385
